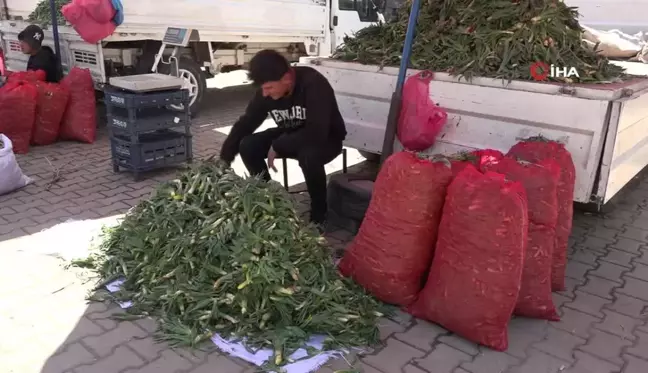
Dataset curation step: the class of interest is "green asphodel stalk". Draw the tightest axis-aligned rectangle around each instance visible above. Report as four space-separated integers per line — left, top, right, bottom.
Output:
73 160 388 371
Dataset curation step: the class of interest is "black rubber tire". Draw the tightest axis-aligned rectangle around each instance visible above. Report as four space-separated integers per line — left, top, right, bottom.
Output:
359 150 381 163
327 174 375 232
159 57 207 116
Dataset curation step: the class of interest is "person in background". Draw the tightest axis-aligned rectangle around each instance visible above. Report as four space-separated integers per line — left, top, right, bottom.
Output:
219 49 347 230
18 25 61 83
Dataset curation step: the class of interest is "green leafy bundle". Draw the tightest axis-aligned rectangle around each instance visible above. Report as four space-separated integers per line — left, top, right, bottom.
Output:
28 0 70 26
334 0 625 82
77 161 385 369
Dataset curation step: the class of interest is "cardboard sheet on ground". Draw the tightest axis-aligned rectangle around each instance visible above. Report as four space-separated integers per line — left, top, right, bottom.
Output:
106 279 344 373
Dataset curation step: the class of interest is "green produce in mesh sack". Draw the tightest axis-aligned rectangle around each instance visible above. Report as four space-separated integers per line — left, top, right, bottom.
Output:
75 161 386 369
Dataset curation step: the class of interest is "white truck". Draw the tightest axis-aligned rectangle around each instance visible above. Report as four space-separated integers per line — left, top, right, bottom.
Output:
0 0 385 113
306 0 648 208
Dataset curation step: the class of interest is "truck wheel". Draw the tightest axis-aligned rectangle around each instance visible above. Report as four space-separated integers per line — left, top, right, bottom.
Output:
168 57 207 115
359 150 381 163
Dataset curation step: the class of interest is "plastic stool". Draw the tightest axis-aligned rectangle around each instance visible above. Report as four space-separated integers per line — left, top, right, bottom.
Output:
282 148 348 191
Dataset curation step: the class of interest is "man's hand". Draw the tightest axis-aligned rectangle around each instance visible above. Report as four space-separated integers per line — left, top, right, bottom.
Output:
267 147 278 172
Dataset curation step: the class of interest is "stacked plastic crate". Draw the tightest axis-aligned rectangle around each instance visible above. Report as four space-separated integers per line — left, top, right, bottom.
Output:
105 87 193 180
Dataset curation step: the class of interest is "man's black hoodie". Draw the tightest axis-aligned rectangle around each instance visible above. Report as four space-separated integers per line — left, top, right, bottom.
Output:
220 66 346 163
27 46 61 83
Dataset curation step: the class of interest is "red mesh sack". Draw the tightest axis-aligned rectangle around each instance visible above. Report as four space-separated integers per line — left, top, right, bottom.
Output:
0 48 6 76
62 1 116 44
338 152 453 306
481 156 561 321
60 67 96 143
0 81 38 153
8 69 46 83
80 0 117 23
32 81 70 145
397 71 447 151
507 137 575 292
407 165 528 351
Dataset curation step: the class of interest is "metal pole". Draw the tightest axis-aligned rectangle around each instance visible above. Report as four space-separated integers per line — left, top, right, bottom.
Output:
379 0 422 165
48 0 62 72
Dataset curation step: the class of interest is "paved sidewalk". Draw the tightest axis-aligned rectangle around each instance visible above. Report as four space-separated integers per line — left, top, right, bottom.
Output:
1 86 648 373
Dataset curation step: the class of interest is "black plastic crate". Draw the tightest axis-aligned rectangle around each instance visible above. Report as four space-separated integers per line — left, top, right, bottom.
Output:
107 106 191 138
111 130 193 179
104 87 189 110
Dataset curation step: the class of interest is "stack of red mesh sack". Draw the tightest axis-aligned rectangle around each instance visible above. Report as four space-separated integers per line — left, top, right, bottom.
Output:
339 139 575 352
0 67 96 153
415 140 573 351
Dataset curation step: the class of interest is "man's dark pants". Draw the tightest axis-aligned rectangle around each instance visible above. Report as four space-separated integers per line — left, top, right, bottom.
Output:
238 128 342 223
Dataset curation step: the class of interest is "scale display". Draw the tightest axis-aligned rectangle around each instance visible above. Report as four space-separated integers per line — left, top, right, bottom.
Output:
163 27 193 46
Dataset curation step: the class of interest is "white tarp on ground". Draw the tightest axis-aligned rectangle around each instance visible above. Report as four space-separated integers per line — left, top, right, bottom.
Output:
582 24 648 62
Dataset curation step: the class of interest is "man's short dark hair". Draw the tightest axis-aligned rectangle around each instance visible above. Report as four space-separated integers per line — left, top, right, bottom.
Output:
248 49 290 85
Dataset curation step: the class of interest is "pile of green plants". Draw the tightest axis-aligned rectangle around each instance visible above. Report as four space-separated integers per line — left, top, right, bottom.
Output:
28 0 69 26
75 161 386 370
334 0 625 82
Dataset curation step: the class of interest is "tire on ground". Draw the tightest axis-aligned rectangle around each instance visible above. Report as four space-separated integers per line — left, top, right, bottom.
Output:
359 150 380 163
327 174 374 233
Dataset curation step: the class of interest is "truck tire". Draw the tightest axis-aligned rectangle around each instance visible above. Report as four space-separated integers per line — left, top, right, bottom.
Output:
327 174 375 233
359 150 381 163
173 57 207 115
158 56 206 115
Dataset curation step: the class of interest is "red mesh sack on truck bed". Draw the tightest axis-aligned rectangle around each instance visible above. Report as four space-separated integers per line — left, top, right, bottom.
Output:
0 81 38 153
481 156 561 321
507 138 575 291
32 81 70 145
407 165 528 351
60 67 96 143
338 152 453 306
396 71 447 151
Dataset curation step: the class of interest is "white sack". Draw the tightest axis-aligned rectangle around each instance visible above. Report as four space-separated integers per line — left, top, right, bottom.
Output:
582 25 644 58
0 134 32 196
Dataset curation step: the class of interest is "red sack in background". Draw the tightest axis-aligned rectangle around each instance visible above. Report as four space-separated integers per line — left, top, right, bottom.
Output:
407 165 528 351
508 138 575 292
60 67 96 143
338 152 453 306
481 156 561 321
32 81 70 145
8 69 46 83
0 81 38 153
0 48 6 76
62 0 116 44
80 0 117 23
397 71 447 151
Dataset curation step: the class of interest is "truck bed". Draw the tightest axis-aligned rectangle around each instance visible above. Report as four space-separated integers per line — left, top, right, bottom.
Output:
2 0 328 42
308 58 648 205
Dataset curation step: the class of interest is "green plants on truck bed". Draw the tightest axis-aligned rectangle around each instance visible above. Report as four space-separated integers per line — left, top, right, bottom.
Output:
74 161 386 370
334 0 625 83
28 0 70 26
